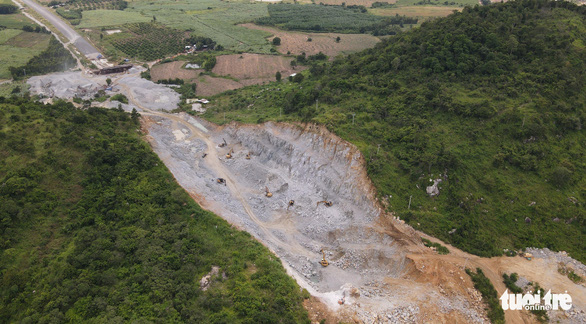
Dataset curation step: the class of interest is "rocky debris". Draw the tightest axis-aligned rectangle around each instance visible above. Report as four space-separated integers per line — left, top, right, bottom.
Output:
200 266 221 291
525 248 586 278
426 179 442 197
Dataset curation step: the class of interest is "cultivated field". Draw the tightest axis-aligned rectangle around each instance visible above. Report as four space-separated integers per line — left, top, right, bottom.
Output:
151 54 300 96
78 10 151 28
308 0 394 5
370 6 462 17
242 23 380 56
212 53 294 80
0 30 51 80
125 0 274 53
150 61 200 82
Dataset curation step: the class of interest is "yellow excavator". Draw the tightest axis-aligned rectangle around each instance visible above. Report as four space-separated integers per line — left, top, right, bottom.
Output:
219 138 227 148
226 148 233 159
265 186 273 197
317 200 333 207
319 249 329 267
287 200 294 209
216 178 226 185
246 152 251 160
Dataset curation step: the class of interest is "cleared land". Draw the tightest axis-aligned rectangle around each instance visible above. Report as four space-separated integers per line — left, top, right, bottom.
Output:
242 23 380 56
212 53 295 80
370 6 462 17
151 61 200 82
151 54 299 96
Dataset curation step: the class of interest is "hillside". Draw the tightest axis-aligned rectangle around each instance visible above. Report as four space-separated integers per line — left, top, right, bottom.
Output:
204 0 586 262
0 97 309 322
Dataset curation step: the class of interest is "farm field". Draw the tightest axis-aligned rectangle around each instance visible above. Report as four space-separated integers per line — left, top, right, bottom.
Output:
150 61 200 82
370 6 462 17
0 9 52 80
78 10 151 28
124 0 274 53
212 53 295 80
151 54 301 96
241 23 380 56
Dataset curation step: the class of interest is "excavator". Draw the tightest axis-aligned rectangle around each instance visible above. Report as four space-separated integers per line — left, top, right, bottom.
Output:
265 186 273 197
287 200 294 209
225 148 233 159
246 152 251 160
217 178 226 185
319 249 329 267
317 200 333 207
218 138 227 148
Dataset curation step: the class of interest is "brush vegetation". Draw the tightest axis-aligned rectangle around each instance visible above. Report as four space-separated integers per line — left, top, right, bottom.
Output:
204 0 586 263
0 97 309 323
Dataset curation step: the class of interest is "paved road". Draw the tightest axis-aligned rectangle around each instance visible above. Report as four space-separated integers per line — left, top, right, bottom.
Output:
20 0 100 58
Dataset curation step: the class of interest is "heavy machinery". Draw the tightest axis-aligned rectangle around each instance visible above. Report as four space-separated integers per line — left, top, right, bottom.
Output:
202 153 207 158
217 178 226 185
319 249 329 267
288 200 295 209
317 200 333 207
225 148 233 159
219 138 227 147
265 186 273 197
246 152 251 160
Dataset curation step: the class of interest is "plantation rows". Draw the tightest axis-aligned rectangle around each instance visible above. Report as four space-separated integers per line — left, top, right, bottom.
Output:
111 23 188 61
63 0 127 11
257 3 416 35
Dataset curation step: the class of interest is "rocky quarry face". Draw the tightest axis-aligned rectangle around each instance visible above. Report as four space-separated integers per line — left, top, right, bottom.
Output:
145 115 492 323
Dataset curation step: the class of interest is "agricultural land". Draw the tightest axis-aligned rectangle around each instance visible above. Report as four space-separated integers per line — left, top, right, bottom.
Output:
0 0 52 80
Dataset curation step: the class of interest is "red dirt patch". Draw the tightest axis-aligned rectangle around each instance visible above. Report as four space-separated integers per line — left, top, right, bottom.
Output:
240 23 380 56
150 61 200 82
212 53 295 80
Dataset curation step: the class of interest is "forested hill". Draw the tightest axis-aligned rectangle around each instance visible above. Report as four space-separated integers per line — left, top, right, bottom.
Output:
0 97 309 322
206 0 586 262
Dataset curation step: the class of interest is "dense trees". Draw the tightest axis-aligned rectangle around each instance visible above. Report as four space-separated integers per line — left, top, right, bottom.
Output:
0 97 309 323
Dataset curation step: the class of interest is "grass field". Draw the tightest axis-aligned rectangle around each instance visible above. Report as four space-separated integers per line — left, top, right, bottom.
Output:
0 14 37 29
0 10 51 80
78 10 151 28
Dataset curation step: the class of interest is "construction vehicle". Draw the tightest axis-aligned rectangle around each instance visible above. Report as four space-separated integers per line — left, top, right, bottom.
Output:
523 252 532 261
317 200 333 207
202 153 207 158
246 152 251 160
288 200 295 209
225 148 233 159
217 178 226 185
265 186 273 198
319 249 329 267
219 138 227 148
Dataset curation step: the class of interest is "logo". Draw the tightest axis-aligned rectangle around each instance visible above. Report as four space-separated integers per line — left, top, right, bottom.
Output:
500 289 572 311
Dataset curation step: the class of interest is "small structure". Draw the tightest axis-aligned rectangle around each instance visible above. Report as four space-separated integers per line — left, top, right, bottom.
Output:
523 252 532 261
92 64 133 75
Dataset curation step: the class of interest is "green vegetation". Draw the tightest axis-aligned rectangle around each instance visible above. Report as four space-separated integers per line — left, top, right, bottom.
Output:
125 0 272 53
558 266 584 284
257 3 417 35
10 37 76 80
108 23 190 61
61 0 128 11
78 9 150 28
110 93 128 104
0 4 17 14
0 31 52 80
56 8 82 25
0 13 37 29
0 97 310 323
204 0 586 262
421 238 449 254
502 273 523 293
466 268 504 324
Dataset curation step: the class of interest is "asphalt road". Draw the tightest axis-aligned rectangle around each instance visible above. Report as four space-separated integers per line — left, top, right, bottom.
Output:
20 0 100 58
